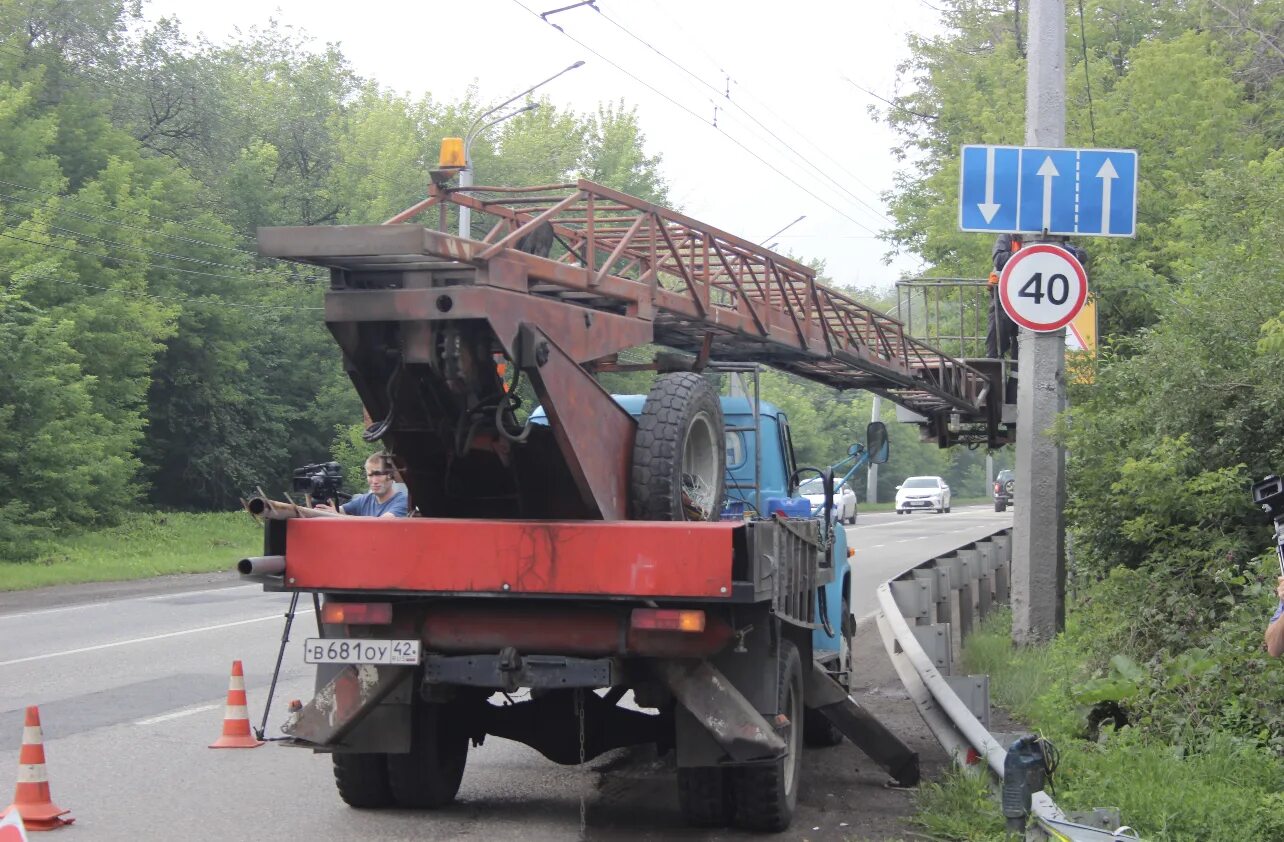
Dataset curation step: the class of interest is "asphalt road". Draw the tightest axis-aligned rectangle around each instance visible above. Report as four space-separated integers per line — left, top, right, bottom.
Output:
0 505 1009 840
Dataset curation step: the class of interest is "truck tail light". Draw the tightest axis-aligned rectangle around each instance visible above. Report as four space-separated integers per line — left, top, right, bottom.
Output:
322 602 393 625
631 608 705 633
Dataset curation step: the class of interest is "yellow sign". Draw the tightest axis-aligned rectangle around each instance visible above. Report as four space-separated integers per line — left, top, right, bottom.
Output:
1065 294 1097 383
1065 294 1097 352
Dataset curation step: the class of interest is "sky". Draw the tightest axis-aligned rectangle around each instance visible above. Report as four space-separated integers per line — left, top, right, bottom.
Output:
142 0 944 289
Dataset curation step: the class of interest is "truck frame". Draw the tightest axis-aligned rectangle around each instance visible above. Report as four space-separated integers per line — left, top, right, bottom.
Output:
240 175 997 831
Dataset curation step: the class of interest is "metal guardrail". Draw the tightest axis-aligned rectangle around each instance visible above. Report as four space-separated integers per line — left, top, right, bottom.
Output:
874 528 1140 841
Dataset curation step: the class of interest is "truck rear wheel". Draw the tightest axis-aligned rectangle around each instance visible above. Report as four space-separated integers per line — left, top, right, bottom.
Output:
332 753 393 808
386 701 470 808
632 372 725 521
677 766 734 827
733 639 804 832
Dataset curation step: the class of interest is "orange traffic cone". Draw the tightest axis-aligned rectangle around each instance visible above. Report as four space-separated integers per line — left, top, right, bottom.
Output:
1 706 73 831
0 806 29 841
209 660 264 749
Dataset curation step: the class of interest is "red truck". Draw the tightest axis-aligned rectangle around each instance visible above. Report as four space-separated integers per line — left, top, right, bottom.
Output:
241 174 993 831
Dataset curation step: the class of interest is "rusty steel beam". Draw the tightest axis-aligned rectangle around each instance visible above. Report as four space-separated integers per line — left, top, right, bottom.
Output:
512 324 637 521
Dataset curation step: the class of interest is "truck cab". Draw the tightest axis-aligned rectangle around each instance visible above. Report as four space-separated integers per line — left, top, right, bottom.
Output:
718 397 852 681
538 392 856 682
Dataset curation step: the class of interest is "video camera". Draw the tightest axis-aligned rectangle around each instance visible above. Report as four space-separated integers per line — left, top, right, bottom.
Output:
292 461 349 508
1251 475 1284 577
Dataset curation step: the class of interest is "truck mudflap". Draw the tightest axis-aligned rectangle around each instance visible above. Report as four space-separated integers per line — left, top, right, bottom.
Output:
280 663 411 747
656 658 787 762
804 661 920 787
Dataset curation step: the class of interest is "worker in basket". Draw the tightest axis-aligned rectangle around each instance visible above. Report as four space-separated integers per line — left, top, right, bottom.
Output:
985 233 1023 359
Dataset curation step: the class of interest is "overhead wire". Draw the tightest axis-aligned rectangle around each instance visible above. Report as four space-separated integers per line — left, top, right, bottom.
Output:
508 0 884 237
0 175 266 251
0 209 257 273
590 3 894 227
841 76 938 123
631 1 936 126
634 0 911 242
5 268 322 312
0 178 327 278
640 0 919 203
0 228 316 290
0 188 267 258
1076 0 1098 145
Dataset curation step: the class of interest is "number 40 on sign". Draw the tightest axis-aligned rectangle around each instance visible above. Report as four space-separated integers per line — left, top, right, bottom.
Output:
998 244 1088 333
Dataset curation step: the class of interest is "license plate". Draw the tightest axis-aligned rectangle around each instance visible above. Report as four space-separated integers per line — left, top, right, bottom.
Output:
303 638 422 665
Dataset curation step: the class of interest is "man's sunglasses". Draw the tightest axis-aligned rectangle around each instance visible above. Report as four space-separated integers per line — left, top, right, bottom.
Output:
365 470 392 478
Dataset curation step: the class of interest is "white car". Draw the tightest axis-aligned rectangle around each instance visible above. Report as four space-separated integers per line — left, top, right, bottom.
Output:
895 475 951 514
799 477 858 524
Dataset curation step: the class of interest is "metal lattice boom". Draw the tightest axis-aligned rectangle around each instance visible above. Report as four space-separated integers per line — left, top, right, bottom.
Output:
264 179 993 423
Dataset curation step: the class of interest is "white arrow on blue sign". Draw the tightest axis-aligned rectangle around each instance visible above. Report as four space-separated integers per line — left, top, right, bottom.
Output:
958 144 1137 237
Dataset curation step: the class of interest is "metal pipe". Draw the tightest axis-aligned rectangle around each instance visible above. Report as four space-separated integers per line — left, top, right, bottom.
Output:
246 497 343 520
238 555 286 576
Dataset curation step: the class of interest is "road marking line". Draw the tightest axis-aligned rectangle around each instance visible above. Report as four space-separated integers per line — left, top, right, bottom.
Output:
0 609 314 668
0 584 264 622
135 703 221 726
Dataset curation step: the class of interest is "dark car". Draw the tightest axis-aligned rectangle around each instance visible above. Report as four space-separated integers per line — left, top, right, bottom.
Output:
994 469 1015 512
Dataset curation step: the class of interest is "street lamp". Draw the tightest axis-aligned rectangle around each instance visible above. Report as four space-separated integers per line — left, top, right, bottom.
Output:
458 60 586 238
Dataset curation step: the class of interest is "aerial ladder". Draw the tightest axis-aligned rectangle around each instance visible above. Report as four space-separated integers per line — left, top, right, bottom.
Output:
263 173 1005 469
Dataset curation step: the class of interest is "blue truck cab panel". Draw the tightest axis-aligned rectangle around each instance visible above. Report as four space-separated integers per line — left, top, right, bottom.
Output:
720 397 849 664
531 394 851 664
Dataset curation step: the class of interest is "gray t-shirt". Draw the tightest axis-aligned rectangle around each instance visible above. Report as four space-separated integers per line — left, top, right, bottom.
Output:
340 488 409 518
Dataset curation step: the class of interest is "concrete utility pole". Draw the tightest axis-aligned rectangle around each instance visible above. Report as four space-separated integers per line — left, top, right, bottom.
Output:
1012 0 1068 644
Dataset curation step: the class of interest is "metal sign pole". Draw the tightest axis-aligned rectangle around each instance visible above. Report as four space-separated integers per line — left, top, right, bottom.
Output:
1012 0 1068 644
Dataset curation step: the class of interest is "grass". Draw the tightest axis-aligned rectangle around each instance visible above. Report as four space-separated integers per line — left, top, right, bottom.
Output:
912 767 1008 842
912 608 1284 841
0 511 261 591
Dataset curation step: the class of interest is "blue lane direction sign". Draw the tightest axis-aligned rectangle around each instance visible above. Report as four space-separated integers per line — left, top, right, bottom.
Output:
958 145 1138 237
1017 149 1077 234
1077 149 1137 236
959 146 1019 231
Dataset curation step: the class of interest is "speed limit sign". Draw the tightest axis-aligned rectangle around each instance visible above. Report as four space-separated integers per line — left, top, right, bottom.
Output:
998 244 1088 332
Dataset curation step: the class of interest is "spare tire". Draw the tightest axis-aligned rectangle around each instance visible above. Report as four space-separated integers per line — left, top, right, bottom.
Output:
631 372 726 521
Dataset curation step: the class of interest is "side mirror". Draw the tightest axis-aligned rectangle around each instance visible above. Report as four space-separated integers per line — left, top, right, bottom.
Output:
866 421 889 464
